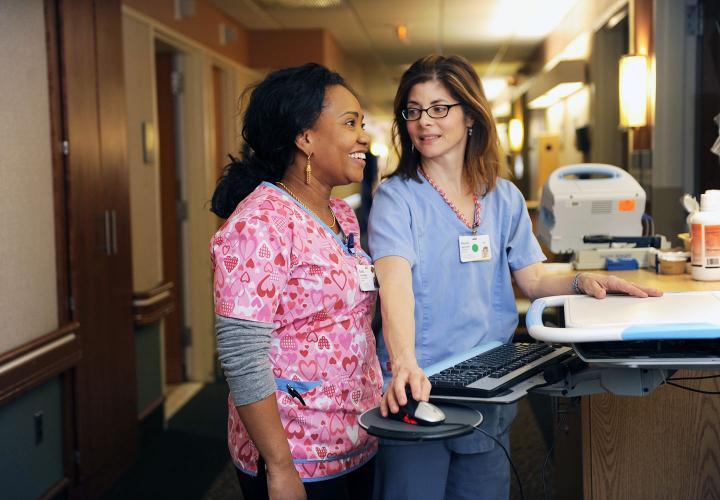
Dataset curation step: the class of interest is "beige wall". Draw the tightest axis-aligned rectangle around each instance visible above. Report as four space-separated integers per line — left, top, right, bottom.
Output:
525 1 628 195
123 14 164 292
0 0 58 354
122 8 262 381
323 31 365 98
123 0 250 65
545 86 590 167
538 0 627 68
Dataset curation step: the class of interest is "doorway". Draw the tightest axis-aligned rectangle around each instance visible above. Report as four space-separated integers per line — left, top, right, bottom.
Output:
155 42 187 389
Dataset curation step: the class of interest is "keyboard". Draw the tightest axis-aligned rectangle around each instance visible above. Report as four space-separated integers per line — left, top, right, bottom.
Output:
429 342 572 399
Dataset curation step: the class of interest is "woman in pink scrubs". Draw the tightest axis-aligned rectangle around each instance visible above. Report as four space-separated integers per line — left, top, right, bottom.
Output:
210 64 382 500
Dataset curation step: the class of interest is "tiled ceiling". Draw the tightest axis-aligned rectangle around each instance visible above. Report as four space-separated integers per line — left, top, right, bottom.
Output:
211 0 580 113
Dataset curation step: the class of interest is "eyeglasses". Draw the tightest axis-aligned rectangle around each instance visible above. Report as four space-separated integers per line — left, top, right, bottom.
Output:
401 103 462 121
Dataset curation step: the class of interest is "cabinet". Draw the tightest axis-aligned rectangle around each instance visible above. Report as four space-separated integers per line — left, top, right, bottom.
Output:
546 270 720 499
57 0 137 496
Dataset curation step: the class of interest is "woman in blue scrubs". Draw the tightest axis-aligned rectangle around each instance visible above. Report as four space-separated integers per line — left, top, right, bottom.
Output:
368 54 661 500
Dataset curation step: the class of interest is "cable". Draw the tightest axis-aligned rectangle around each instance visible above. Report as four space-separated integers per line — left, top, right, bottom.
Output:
474 426 524 500
668 374 720 381
641 213 655 237
541 440 556 500
666 382 720 395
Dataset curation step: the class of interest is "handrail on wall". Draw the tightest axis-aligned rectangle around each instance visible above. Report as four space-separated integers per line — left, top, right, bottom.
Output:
132 281 175 327
0 322 79 367
0 322 81 405
133 281 174 300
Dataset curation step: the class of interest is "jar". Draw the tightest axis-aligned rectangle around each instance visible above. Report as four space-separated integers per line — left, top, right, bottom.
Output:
690 190 720 281
657 252 688 275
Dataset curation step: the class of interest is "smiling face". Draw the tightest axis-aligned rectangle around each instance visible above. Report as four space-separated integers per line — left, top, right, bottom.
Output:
405 79 473 165
304 85 369 186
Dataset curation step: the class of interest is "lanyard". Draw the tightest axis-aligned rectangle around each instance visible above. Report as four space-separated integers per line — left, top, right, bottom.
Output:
419 168 481 235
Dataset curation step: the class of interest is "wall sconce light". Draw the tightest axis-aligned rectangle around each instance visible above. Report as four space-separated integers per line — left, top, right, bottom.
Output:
618 54 648 128
508 118 524 153
142 121 156 164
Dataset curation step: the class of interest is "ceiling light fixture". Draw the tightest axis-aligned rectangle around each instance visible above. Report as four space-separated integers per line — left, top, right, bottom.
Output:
256 0 343 8
606 9 628 29
528 83 584 109
527 60 585 110
395 24 408 43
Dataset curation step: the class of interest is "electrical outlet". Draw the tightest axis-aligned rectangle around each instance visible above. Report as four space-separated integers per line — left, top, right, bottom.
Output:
34 411 43 445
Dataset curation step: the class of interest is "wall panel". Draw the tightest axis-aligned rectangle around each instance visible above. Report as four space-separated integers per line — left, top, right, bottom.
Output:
123 14 164 291
0 378 63 500
0 0 58 354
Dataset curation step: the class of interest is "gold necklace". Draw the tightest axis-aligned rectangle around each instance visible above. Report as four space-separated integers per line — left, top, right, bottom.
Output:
276 181 337 229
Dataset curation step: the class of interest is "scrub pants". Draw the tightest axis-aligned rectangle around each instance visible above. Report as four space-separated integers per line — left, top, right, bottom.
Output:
373 402 516 500
236 457 374 500
372 430 510 500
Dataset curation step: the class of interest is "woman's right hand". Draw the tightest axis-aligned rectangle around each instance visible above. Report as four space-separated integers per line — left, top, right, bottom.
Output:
380 357 432 417
266 462 306 500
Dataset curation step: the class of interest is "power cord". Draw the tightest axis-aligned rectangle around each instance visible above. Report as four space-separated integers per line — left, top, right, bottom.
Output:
541 440 556 500
665 382 720 395
473 425 524 500
641 213 655 237
668 374 720 381
661 372 720 394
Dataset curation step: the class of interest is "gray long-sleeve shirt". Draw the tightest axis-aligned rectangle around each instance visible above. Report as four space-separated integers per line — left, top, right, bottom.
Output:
215 314 276 406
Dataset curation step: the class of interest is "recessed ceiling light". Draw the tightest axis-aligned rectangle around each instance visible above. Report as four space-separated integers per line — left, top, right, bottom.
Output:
256 0 343 8
395 25 408 43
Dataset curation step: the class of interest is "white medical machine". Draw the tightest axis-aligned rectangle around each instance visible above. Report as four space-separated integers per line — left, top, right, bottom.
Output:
538 164 646 253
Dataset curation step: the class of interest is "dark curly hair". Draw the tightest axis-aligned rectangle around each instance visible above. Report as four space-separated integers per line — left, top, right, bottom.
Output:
211 63 350 218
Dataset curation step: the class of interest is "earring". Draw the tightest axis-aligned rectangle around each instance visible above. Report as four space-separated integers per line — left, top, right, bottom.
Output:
305 153 312 184
411 144 415 153
468 128 473 137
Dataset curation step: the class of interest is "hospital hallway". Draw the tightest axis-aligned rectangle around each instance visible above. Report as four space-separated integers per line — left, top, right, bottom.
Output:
101 383 561 500
3 0 720 498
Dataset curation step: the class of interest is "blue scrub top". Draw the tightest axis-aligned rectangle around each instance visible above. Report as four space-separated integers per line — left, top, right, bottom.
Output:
368 174 546 376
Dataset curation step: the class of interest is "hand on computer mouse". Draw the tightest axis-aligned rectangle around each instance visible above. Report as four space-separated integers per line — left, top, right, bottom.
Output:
387 387 446 426
380 360 431 417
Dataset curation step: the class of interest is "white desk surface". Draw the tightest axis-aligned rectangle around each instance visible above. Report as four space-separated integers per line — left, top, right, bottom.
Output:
564 292 720 329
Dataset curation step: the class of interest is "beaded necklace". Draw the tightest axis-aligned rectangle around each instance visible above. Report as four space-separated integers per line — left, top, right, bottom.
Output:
276 181 337 230
419 167 481 235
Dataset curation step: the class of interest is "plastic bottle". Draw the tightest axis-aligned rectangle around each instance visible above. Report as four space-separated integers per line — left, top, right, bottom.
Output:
690 190 720 281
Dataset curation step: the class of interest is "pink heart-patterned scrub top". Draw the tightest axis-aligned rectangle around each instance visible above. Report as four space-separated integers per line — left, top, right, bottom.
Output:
211 182 383 481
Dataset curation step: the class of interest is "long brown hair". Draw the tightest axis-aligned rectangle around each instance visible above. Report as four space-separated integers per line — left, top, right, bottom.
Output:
390 54 506 193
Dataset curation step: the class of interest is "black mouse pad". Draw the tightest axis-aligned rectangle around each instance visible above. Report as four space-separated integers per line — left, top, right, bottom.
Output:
359 403 483 441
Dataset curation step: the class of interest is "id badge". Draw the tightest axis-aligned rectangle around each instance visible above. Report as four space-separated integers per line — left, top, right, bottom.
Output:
459 234 492 263
357 264 378 291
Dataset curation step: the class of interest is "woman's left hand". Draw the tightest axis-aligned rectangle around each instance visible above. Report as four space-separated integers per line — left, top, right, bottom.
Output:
576 272 663 299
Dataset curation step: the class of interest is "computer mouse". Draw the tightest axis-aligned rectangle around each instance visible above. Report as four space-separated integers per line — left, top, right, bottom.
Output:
388 387 446 426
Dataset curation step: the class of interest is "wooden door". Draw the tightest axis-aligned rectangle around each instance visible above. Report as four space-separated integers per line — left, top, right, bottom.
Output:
156 51 185 384
59 0 137 497
536 134 560 197
95 0 137 482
